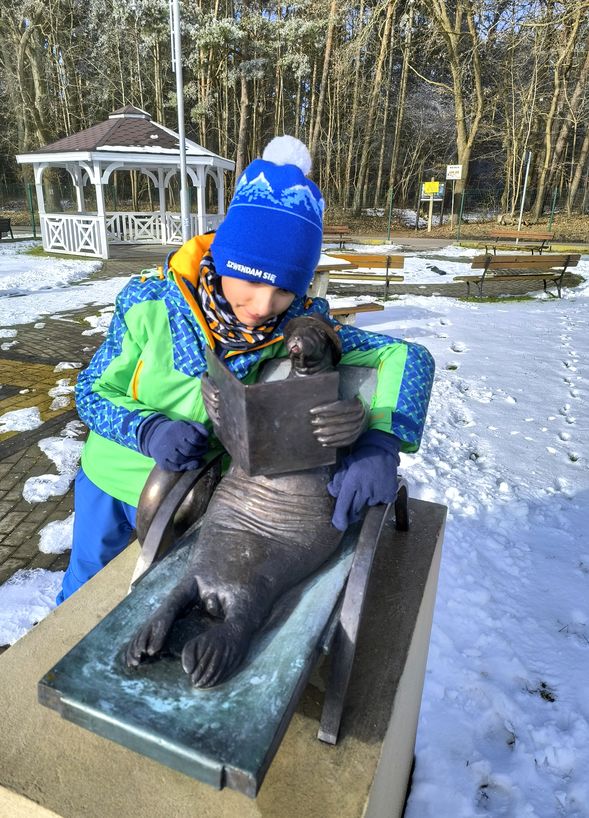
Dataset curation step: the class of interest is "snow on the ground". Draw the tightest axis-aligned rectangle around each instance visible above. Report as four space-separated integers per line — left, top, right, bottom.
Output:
355 277 589 818
22 426 84 503
38 514 75 555
0 568 64 645
0 240 101 295
0 273 127 327
0 406 43 432
0 240 588 815
54 361 82 372
83 306 115 336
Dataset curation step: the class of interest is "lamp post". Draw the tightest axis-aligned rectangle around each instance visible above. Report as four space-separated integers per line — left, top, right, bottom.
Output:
170 0 191 243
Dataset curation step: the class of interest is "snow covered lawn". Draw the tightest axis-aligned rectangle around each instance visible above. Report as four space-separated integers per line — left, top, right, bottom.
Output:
356 284 589 818
0 240 587 816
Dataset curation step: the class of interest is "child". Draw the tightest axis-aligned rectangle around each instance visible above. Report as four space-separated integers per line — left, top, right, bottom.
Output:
57 136 434 604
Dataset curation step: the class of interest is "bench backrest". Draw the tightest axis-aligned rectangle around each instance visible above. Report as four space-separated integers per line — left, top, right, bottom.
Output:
490 230 554 240
472 254 580 271
0 218 11 230
330 252 404 270
323 225 349 233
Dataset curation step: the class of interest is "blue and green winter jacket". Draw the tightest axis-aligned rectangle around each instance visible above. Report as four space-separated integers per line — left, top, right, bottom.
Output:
76 234 435 506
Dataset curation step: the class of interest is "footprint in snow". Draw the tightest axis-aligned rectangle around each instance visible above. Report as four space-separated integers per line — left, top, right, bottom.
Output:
559 404 571 415
565 416 576 425
559 431 571 441
570 389 580 398
439 318 452 325
451 341 468 353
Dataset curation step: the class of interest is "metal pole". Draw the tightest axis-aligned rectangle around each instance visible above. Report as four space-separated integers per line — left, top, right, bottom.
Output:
170 0 191 243
517 150 532 238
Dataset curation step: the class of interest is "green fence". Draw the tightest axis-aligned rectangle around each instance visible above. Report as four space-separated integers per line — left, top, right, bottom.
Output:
0 182 38 238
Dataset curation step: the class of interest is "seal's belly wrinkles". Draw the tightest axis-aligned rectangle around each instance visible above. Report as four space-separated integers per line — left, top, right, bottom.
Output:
195 464 341 582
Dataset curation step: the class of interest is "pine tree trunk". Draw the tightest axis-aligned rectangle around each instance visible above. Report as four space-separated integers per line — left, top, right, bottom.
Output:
309 0 337 167
352 0 396 214
235 73 249 181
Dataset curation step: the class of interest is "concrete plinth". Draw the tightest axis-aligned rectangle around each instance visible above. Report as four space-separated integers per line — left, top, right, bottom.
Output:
0 498 445 818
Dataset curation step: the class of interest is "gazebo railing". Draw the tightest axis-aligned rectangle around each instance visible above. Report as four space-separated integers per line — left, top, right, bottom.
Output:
165 213 223 243
106 212 163 243
41 214 105 258
107 212 224 244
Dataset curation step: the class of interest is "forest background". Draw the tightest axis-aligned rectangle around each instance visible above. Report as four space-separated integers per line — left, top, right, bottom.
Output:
1 0 589 228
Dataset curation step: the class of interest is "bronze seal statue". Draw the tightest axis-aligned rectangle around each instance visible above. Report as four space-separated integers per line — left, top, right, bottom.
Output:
125 316 366 687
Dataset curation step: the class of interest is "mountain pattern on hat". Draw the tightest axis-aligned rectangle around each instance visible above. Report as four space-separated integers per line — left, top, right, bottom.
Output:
211 136 325 297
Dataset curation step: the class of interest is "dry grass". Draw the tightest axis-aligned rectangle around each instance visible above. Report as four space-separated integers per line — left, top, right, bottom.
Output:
324 207 589 243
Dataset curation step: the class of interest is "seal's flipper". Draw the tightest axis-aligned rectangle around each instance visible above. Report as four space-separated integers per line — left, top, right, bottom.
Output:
182 623 251 688
125 576 199 667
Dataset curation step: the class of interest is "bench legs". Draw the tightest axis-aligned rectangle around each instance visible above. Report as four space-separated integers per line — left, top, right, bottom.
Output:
318 478 409 744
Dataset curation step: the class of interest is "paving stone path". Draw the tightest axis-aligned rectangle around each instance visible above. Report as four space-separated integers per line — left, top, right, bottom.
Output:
0 249 168 590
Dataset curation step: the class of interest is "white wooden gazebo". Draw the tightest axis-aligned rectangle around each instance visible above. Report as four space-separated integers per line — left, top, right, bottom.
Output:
16 106 235 259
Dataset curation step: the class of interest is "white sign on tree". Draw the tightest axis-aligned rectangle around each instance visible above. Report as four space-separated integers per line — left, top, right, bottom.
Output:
446 164 463 180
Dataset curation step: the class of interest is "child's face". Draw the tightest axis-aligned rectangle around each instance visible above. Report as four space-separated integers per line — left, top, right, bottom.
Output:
220 277 295 328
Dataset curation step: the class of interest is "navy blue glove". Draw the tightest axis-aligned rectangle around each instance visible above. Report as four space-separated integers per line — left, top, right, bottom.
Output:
137 413 209 472
327 430 400 531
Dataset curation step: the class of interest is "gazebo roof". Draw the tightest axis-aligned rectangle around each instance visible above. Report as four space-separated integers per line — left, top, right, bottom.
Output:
16 107 234 167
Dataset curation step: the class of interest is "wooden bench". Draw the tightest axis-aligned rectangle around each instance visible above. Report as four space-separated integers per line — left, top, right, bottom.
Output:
323 225 351 249
484 229 554 255
455 253 580 298
0 217 14 240
328 253 405 300
329 302 385 325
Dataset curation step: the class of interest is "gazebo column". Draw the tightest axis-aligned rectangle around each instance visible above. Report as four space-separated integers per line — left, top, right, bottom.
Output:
34 163 48 250
196 167 206 235
73 166 86 212
94 162 110 259
158 168 168 244
217 168 226 217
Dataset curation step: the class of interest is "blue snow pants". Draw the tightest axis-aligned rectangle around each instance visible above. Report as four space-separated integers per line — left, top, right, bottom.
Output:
56 468 137 604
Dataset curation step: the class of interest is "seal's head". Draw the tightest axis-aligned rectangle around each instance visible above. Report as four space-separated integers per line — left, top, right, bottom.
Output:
284 316 342 376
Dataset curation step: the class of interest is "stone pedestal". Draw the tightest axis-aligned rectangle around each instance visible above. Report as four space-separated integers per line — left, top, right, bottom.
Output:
0 498 445 818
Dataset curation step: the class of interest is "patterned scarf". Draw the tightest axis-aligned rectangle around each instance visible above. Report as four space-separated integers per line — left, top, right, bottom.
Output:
197 253 280 351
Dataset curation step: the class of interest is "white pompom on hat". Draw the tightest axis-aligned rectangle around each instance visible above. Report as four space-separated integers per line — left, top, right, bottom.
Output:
211 136 324 297
262 135 313 176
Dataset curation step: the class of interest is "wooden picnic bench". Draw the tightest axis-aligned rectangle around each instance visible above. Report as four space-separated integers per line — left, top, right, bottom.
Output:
484 229 554 255
455 253 580 298
322 224 351 249
0 217 14 240
329 302 384 325
328 252 405 300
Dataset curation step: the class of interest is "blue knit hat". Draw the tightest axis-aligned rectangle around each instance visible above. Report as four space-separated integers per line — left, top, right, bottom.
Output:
211 136 324 298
